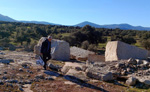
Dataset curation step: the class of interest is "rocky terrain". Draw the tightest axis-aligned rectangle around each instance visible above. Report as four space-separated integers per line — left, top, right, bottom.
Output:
0 50 150 92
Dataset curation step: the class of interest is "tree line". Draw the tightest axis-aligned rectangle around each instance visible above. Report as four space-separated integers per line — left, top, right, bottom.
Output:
0 21 150 51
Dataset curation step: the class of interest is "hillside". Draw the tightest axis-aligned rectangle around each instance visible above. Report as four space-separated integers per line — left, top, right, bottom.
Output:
75 21 150 31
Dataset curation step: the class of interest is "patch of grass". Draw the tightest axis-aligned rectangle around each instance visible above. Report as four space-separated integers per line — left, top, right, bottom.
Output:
61 33 71 37
98 43 107 49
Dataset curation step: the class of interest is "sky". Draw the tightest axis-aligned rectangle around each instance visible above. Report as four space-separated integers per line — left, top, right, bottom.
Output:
0 0 150 27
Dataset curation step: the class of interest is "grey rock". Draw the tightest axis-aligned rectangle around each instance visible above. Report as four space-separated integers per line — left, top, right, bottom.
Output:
19 68 23 72
126 77 137 86
70 46 95 61
86 67 113 81
128 58 137 65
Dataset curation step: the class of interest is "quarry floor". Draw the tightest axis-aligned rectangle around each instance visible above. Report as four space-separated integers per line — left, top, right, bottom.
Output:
0 51 150 92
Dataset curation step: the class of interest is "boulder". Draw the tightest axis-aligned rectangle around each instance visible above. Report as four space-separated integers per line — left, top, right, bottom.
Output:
105 41 150 61
34 37 70 61
70 46 95 61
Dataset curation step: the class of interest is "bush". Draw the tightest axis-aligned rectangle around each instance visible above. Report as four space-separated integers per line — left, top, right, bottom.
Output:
81 40 89 50
88 44 97 52
141 40 150 50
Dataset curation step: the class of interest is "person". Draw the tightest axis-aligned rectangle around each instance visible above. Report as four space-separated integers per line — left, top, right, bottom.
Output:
40 36 52 70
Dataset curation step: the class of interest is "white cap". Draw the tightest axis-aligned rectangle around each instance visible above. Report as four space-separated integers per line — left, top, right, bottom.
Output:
48 36 52 39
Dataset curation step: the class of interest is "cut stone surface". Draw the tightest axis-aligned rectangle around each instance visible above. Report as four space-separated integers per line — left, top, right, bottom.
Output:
105 41 150 61
34 37 70 61
70 46 95 61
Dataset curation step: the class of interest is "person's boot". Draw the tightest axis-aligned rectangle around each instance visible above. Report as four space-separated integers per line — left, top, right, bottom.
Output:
43 65 46 70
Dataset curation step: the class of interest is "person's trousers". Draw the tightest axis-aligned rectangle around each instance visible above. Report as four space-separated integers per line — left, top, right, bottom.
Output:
42 54 51 70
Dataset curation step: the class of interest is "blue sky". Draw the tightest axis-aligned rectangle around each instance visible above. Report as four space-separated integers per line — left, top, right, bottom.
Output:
0 0 150 27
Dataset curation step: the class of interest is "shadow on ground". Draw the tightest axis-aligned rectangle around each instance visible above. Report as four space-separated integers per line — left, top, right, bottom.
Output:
44 70 109 92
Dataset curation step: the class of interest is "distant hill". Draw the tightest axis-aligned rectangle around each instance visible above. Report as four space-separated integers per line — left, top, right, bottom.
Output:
74 21 150 31
0 13 150 31
0 14 60 25
20 21 60 25
0 14 16 22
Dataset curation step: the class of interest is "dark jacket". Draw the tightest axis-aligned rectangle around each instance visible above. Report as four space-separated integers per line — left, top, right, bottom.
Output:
40 39 51 55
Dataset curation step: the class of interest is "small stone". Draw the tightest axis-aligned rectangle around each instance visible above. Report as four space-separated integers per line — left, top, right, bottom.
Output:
45 76 54 80
3 71 7 74
2 76 7 80
0 80 4 85
19 68 23 72
128 58 137 65
35 74 44 79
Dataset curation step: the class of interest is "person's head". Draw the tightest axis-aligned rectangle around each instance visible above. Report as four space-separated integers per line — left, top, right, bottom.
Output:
47 35 52 42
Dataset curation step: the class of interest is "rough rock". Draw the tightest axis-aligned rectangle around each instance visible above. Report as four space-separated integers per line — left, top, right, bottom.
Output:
85 62 114 81
126 77 137 86
70 46 95 61
34 37 70 61
105 41 150 61
61 62 85 74
128 58 137 65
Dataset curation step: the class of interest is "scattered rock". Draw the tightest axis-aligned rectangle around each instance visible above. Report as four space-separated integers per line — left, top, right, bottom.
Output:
19 68 23 72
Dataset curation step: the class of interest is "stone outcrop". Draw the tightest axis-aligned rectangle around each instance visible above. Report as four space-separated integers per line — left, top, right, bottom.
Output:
34 37 70 61
105 41 150 61
70 46 95 61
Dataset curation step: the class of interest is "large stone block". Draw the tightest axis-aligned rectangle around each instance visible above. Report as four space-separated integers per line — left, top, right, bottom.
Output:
70 46 95 61
105 41 150 61
34 37 70 61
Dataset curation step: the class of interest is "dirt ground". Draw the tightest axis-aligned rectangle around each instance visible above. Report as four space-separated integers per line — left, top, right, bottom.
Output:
0 51 150 92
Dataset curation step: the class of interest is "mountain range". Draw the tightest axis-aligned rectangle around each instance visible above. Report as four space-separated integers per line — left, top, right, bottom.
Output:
0 13 150 31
